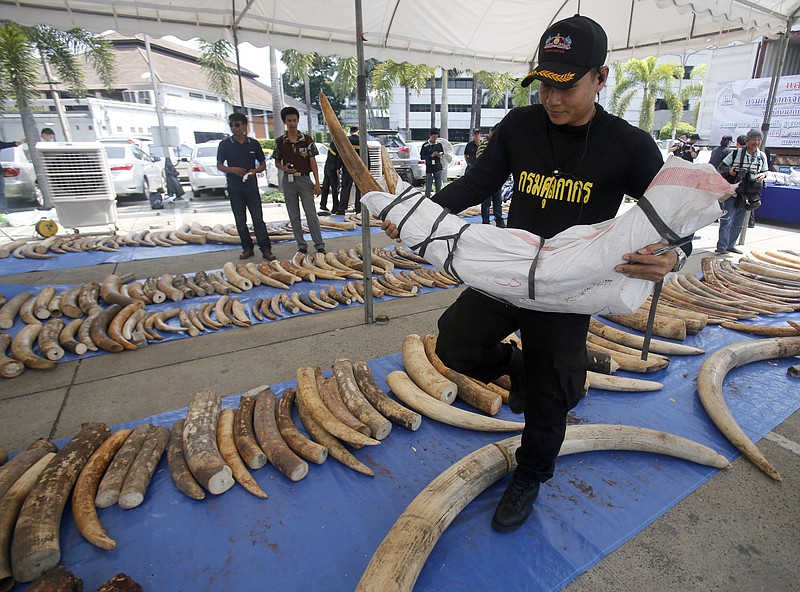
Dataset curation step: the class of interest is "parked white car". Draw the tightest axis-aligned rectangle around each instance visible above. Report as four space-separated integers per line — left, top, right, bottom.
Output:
447 143 467 179
1 144 42 206
264 142 328 188
101 142 165 199
188 141 227 197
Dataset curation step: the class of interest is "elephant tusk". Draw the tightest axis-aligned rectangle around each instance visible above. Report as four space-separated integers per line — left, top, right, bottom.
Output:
253 388 308 482
38 318 66 361
0 291 33 330
71 429 132 549
11 423 110 583
332 359 392 440
234 392 268 470
11 324 56 369
357 424 730 592
386 371 524 433
319 92 381 195
166 419 205 500
183 390 235 495
352 361 422 431
587 371 663 392
100 274 137 308
118 425 170 509
0 452 56 591
588 318 704 356
401 334 457 404
316 367 371 439
697 336 800 481
0 333 25 378
275 388 328 465
217 409 268 498
95 423 151 508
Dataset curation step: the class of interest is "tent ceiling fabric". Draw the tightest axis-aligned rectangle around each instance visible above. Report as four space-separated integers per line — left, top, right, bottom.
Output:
3 0 798 73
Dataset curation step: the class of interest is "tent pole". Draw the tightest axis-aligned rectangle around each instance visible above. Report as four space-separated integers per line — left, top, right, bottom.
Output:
231 0 246 110
740 23 790 244
355 0 373 324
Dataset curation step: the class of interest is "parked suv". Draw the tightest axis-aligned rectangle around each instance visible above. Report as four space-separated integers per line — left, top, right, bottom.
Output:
366 130 416 185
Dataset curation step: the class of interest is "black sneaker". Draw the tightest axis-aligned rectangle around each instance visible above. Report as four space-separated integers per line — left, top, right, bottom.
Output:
297 246 308 255
727 247 743 254
239 248 254 260
316 247 327 254
261 247 276 261
492 468 540 532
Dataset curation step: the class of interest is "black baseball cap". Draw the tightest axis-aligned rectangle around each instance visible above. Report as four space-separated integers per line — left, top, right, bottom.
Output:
521 15 607 89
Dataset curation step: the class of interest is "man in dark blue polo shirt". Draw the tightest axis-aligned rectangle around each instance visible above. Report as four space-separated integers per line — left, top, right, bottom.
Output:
216 113 274 260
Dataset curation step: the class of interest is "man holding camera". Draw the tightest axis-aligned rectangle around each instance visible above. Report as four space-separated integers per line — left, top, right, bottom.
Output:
715 128 767 255
669 133 700 161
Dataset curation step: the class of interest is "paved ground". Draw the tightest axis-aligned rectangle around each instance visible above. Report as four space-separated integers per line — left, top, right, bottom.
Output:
1 192 799 591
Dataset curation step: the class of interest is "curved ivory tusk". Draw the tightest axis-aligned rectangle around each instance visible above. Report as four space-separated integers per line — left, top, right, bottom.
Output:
11 324 56 370
386 371 523 433
697 336 800 481
319 92 381 194
587 371 663 392
588 318 704 356
401 334 457 404
356 424 730 592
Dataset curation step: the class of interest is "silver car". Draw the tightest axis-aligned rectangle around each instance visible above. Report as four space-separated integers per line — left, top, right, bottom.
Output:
1 145 42 206
102 142 165 199
447 143 467 179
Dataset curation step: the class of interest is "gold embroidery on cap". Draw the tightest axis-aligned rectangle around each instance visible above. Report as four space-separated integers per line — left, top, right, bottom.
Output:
528 70 576 83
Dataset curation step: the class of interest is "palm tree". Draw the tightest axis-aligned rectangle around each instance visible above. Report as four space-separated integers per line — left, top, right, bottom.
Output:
0 21 116 208
668 62 707 133
609 57 683 133
197 39 235 103
371 60 433 138
283 49 317 134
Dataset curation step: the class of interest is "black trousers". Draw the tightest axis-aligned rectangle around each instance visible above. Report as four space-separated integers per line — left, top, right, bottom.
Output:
337 173 361 214
227 187 271 250
320 163 339 212
436 288 588 482
481 189 504 225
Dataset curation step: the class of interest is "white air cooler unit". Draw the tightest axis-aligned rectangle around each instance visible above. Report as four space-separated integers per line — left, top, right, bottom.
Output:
36 142 118 228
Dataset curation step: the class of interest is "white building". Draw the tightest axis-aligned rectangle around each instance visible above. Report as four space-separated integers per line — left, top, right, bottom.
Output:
0 35 317 146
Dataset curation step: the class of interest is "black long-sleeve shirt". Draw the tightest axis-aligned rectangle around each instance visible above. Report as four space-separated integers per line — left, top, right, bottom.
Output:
432 104 691 255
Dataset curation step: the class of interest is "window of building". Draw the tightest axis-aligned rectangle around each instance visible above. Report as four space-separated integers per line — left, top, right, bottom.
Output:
189 92 204 99
205 95 219 101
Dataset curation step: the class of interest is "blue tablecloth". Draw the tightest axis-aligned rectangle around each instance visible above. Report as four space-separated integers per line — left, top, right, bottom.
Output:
758 184 800 224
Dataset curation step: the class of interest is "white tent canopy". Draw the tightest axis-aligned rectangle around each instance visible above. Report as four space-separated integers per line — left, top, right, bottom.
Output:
4 0 798 73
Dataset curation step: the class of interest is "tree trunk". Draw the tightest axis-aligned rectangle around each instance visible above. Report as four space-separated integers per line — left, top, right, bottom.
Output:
41 56 71 142
20 103 53 209
270 47 285 138
429 73 436 130
304 73 314 134
472 76 483 132
440 70 449 139
404 87 411 139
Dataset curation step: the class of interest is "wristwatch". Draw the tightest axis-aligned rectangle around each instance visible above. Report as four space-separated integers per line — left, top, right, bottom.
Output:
671 246 687 272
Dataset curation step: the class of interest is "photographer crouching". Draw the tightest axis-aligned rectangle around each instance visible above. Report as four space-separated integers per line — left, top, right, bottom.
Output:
715 128 768 255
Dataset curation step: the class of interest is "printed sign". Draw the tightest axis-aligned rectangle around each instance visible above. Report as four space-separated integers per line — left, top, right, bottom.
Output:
709 75 800 148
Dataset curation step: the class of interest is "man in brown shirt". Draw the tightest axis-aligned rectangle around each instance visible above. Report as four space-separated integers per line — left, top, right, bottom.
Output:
272 106 325 254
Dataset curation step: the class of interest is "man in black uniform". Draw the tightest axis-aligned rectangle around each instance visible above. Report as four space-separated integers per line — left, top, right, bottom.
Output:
216 113 274 260
319 139 340 215
336 126 362 215
464 128 481 172
381 15 689 533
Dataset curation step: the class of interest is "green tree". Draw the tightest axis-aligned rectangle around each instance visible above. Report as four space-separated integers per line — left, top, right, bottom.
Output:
372 61 433 138
669 62 706 132
0 21 116 207
609 57 682 133
282 49 317 133
197 39 235 103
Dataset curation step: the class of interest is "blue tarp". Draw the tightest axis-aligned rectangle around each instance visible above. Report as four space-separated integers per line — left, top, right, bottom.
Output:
9 313 800 591
0 224 382 276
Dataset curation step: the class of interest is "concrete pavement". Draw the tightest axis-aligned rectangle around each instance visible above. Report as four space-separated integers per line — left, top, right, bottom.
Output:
1 193 799 591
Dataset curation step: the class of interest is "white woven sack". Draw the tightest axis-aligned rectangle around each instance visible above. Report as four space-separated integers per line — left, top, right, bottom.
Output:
363 157 728 315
